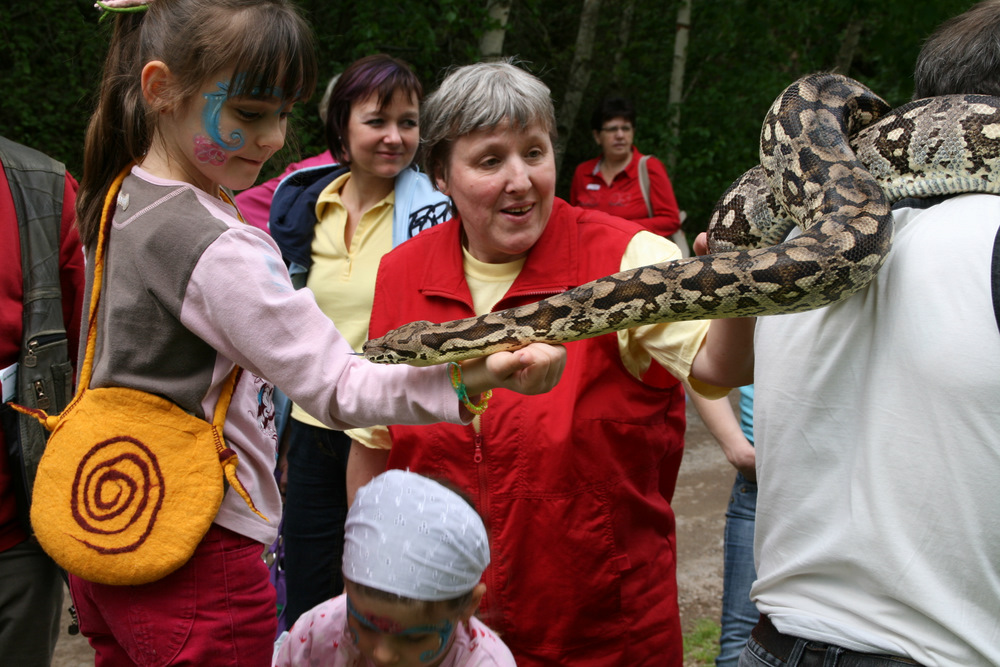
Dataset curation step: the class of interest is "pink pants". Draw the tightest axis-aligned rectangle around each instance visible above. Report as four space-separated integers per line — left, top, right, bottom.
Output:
70 524 277 667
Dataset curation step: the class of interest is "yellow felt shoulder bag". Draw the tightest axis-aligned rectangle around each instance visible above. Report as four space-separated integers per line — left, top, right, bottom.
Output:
9 168 264 585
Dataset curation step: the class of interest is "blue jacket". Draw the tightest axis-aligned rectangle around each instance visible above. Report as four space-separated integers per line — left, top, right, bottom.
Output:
269 163 451 286
266 163 450 437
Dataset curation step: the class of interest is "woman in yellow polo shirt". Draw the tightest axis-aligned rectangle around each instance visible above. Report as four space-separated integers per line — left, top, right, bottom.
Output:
267 54 450 629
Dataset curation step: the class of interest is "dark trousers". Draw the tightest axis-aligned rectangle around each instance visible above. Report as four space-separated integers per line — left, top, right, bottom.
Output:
0 539 63 666
282 418 352 627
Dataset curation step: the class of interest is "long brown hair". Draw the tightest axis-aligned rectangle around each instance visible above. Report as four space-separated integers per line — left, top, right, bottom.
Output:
76 0 318 247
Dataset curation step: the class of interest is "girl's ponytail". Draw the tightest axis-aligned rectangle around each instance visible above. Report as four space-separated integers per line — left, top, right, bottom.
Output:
77 12 152 248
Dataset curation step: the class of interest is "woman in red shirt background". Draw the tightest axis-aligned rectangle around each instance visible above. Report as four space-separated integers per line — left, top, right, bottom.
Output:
569 96 681 238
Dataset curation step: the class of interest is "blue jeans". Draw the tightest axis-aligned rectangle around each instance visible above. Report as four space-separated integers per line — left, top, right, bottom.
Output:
717 472 759 667
738 619 922 666
282 419 352 627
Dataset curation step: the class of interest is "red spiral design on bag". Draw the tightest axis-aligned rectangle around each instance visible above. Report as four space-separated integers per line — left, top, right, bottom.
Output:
70 436 165 554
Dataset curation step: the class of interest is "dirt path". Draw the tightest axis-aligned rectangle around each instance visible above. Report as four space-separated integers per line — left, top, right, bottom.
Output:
52 600 91 666
52 398 734 664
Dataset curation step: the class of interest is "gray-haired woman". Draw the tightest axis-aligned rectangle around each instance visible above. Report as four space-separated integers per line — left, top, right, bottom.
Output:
350 61 753 666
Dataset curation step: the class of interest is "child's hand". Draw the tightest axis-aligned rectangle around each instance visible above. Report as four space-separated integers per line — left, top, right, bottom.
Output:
462 343 567 398
725 438 757 482
693 232 710 256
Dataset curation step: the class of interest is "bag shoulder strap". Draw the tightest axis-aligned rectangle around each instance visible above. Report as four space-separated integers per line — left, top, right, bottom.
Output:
79 169 241 426
635 153 691 257
637 154 654 218
9 169 257 518
992 221 1000 337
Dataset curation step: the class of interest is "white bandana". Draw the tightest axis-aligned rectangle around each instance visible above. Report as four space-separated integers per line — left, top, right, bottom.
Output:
342 470 490 601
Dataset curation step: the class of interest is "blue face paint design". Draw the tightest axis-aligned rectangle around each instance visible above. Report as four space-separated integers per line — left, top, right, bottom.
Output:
345 595 455 663
202 74 290 153
202 80 244 151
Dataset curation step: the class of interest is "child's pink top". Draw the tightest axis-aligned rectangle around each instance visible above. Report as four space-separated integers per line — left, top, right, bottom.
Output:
272 595 516 667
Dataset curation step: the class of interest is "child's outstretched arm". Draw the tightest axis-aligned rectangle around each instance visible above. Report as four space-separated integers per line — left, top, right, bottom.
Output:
178 228 564 431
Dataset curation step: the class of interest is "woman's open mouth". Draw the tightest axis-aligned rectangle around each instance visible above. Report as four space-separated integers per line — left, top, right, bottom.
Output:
503 204 533 216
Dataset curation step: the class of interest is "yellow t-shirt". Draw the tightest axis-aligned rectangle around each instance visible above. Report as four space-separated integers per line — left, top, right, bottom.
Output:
348 230 726 449
291 172 394 429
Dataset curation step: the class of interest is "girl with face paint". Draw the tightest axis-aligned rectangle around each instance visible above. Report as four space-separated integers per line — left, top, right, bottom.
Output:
67 3 566 666
265 55 454 631
273 470 516 667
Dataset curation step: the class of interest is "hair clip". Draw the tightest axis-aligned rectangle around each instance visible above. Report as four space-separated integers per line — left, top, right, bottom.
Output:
95 0 150 20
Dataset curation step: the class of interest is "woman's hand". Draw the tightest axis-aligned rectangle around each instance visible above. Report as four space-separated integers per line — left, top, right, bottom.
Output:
460 343 567 399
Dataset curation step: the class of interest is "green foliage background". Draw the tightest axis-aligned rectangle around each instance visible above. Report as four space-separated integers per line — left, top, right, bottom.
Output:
0 0 976 236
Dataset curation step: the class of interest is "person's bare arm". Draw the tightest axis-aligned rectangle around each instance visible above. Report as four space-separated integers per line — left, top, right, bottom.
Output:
688 230 755 388
690 317 755 388
689 391 755 481
347 440 390 506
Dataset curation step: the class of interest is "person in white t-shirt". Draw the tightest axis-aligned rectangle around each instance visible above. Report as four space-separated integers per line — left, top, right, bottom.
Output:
695 3 1000 665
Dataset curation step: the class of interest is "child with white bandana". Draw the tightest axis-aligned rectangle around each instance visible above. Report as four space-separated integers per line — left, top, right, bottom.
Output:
273 470 514 667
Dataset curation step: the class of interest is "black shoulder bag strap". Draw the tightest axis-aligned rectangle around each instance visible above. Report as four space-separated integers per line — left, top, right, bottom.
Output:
992 221 1000 337
0 137 73 531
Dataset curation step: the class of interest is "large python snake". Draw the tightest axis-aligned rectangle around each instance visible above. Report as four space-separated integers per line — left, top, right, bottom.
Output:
363 73 1000 366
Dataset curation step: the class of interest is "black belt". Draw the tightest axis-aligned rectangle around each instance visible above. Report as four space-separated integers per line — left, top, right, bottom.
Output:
751 615 922 666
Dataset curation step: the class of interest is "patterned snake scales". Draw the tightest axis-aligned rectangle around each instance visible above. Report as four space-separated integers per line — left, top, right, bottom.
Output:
363 73 1000 365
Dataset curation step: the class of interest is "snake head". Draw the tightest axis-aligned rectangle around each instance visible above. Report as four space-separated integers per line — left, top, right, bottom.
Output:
362 320 437 365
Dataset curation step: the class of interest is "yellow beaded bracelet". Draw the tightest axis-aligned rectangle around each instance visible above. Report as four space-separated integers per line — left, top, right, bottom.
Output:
447 362 493 415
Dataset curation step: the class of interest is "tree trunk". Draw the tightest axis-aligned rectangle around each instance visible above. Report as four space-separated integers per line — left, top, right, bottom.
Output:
667 0 692 174
479 0 513 60
612 0 637 82
833 14 865 75
555 0 603 176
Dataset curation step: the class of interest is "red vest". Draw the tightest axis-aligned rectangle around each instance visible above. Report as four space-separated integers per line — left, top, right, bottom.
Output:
371 199 686 666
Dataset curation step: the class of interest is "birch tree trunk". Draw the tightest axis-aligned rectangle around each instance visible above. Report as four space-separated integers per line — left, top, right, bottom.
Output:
667 0 692 174
612 0 637 81
833 14 864 75
480 0 513 60
554 0 603 176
